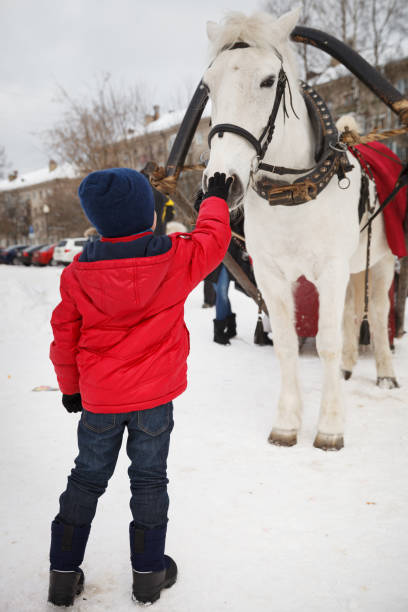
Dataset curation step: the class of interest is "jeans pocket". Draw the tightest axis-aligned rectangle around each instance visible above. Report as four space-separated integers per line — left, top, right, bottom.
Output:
82 410 116 433
137 402 172 436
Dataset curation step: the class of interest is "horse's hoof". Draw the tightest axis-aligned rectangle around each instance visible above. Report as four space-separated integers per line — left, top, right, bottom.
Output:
313 432 344 451
376 376 399 389
342 369 352 380
268 429 297 447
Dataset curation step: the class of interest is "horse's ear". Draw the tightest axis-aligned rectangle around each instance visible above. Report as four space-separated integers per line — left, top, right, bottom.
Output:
207 20 220 42
275 7 301 39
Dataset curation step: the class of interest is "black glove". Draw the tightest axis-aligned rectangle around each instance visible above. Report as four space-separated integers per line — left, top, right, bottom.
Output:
194 189 205 212
205 172 233 201
62 393 83 413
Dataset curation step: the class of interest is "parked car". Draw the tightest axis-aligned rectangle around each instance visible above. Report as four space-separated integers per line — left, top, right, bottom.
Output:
0 244 29 264
15 244 46 266
32 243 57 266
52 237 88 265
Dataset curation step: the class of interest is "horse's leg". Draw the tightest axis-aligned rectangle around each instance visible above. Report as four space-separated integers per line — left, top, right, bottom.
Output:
261 281 302 447
341 276 360 380
395 256 408 338
314 263 350 451
369 252 398 388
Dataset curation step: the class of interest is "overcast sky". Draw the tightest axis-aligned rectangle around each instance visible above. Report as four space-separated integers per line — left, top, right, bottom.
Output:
0 0 267 174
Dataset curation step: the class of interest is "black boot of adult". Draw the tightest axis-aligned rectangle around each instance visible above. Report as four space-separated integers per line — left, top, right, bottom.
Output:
213 319 231 345
226 313 237 339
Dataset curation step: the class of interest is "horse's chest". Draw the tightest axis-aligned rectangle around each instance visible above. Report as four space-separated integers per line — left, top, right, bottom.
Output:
244 186 359 264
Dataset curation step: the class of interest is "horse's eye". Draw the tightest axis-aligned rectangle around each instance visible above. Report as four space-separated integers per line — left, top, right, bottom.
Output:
260 76 275 88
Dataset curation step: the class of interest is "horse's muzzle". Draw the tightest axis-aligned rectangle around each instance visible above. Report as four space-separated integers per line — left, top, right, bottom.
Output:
228 174 244 209
202 172 244 208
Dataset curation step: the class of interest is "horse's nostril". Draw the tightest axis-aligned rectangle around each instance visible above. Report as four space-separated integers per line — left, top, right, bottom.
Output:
230 174 243 196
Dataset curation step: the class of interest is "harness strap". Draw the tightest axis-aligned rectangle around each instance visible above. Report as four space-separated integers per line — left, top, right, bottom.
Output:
258 161 314 175
259 68 287 158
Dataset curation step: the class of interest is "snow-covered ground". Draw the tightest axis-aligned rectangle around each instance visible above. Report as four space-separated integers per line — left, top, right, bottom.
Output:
1 266 407 612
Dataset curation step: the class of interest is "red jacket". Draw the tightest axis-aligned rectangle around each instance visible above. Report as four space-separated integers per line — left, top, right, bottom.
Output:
50 196 231 413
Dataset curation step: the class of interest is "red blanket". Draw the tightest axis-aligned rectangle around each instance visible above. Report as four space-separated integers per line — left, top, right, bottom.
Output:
352 142 407 257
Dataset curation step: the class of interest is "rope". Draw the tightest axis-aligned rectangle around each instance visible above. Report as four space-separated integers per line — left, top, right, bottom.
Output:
149 163 205 196
340 125 408 146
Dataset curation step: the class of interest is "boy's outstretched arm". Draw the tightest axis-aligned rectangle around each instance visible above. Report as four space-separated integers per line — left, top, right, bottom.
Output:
183 173 233 288
50 271 82 395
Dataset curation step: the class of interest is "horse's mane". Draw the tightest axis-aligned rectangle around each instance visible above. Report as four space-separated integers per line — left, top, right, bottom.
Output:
208 11 299 79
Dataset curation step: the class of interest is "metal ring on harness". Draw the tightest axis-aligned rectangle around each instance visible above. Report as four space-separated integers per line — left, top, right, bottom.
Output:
338 176 351 189
329 141 348 153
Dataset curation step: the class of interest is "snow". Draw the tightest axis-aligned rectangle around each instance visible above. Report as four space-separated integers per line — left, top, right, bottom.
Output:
145 105 211 136
1 266 408 612
0 163 78 193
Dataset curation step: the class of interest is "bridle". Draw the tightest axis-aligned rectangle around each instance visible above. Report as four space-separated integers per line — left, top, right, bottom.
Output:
208 47 291 174
206 41 352 206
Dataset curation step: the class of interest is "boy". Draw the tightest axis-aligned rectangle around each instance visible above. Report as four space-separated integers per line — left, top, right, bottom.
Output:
48 168 232 606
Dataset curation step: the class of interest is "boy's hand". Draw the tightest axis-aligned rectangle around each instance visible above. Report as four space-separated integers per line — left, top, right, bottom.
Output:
205 173 233 201
62 393 83 413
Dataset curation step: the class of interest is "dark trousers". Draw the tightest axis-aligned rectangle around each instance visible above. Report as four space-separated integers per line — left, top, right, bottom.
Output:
203 277 216 306
213 265 232 320
57 402 174 529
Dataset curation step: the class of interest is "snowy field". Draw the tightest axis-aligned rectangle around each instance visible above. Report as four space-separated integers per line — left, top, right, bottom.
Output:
1 265 408 612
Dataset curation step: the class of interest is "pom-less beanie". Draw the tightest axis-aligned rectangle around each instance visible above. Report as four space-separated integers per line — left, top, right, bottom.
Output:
78 168 155 238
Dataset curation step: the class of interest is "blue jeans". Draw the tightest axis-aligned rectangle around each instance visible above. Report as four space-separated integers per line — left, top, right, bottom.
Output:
58 402 174 529
213 265 232 320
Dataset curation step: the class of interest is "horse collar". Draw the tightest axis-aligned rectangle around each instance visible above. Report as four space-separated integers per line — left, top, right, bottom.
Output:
252 83 353 206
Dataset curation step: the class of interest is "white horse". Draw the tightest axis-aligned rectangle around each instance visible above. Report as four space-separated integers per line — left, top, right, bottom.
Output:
203 9 398 450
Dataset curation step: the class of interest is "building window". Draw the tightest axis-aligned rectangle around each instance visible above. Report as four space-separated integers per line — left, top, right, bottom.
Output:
396 77 408 94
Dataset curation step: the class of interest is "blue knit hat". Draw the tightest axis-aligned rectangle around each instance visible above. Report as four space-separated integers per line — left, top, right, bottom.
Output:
78 168 155 238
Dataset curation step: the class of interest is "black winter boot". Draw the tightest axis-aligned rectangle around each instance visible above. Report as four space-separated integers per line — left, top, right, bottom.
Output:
48 519 90 607
132 556 178 604
225 313 237 338
213 319 231 345
130 522 177 604
48 568 84 607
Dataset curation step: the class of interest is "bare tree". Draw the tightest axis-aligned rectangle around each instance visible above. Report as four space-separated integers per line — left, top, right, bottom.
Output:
44 179 90 240
0 191 30 244
263 0 408 80
45 74 153 175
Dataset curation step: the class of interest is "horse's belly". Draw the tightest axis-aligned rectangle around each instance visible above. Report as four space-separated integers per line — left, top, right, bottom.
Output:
349 211 391 274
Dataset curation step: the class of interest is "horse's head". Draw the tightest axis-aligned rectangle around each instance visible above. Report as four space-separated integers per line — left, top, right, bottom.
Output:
203 9 302 209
